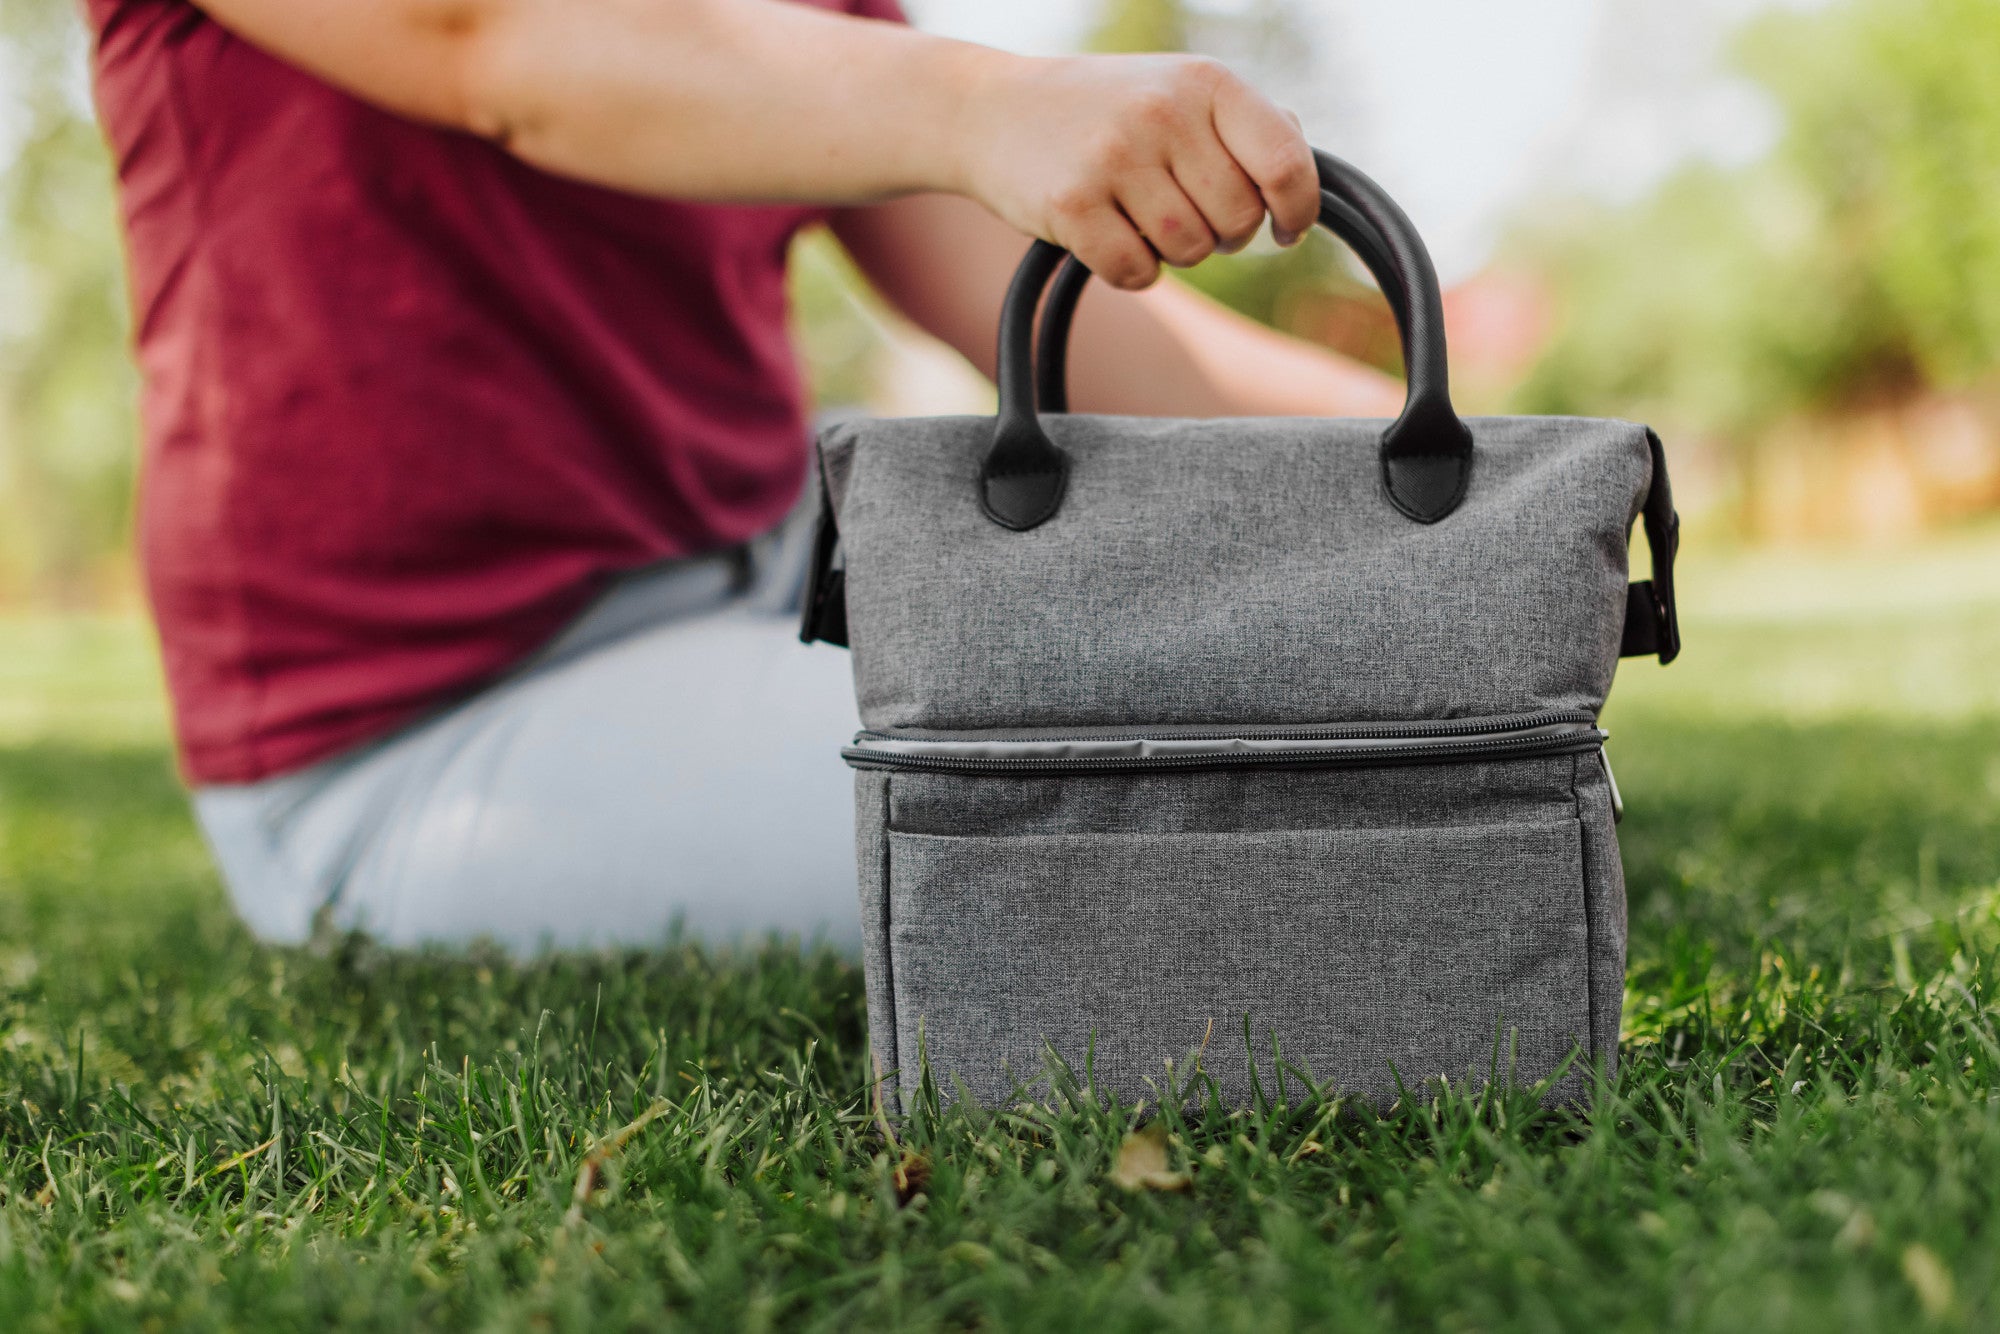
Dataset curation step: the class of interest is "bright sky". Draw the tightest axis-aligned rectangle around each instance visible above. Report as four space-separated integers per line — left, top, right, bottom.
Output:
907 0 1828 282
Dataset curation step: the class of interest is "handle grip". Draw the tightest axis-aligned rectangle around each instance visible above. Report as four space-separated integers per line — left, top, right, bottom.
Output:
1035 190 1410 414
980 149 1473 531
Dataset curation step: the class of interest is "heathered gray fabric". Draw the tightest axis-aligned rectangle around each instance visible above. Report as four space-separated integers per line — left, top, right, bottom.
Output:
886 754 1579 839
823 414 1651 732
854 772 899 1098
860 754 1607 1108
1574 751 1628 1075
886 818 1591 1109
826 409 1654 1109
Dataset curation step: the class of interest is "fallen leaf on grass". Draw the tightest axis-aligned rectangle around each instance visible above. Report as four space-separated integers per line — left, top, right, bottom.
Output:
565 1099 673 1228
207 1137 278 1180
870 1054 929 1207
1109 1123 1190 1193
891 1150 931 1206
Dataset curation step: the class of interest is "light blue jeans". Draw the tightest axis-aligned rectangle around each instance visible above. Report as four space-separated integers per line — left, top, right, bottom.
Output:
192 500 863 953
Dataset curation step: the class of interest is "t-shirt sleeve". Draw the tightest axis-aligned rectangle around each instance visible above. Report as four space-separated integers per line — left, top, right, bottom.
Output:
846 0 908 24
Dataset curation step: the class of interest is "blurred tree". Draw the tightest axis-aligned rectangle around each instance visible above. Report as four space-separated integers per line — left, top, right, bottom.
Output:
1518 0 2000 438
1090 0 1189 56
1755 0 2000 392
0 0 136 605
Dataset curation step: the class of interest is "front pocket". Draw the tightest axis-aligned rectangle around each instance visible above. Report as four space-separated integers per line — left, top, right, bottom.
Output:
886 818 1592 1109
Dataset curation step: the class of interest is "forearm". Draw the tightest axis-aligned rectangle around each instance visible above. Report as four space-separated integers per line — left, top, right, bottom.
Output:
457 0 994 202
1066 279 1406 419
837 193 1403 420
197 0 1325 289
198 0 995 203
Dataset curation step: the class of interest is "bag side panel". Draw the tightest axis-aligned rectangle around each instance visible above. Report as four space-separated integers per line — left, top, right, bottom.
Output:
854 771 901 1114
1572 752 1628 1079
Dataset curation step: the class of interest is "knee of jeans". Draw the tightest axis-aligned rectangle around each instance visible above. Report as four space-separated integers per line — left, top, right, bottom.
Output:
191 790 322 944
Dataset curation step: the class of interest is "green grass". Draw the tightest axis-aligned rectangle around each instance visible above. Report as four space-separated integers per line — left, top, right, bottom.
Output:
5 533 2000 1330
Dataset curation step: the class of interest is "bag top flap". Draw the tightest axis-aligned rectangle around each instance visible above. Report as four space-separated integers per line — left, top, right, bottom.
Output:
821 411 1654 734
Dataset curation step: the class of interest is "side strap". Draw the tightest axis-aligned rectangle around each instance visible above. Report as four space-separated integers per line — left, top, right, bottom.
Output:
798 468 849 648
1618 428 1681 663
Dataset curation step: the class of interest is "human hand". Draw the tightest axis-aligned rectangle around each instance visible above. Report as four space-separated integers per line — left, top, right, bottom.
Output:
952 53 1321 291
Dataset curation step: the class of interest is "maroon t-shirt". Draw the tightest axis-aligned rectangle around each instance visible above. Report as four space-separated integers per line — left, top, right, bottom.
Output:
85 0 903 784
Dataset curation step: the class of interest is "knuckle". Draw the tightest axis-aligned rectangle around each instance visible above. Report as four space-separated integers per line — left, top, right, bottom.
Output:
1047 182 1098 224
1128 86 1182 133
1219 199 1267 244
1159 227 1214 267
1260 144 1317 197
1171 54 1229 93
1104 249 1159 291
1083 124 1139 174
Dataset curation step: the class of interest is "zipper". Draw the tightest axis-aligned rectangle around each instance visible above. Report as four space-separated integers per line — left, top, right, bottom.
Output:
843 711 1605 776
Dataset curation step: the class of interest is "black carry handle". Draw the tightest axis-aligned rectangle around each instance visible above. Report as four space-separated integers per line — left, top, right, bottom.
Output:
981 148 1474 532
1620 428 1682 663
1035 190 1410 414
806 150 1681 663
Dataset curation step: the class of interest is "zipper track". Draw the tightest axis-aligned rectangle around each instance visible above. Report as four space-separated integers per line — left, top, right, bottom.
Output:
852 709 1595 748
843 716 1605 776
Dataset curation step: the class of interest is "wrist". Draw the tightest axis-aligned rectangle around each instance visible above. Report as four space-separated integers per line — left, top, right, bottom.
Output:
920 41 1030 201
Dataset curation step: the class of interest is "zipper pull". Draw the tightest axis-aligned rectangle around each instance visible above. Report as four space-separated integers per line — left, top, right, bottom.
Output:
1600 747 1625 824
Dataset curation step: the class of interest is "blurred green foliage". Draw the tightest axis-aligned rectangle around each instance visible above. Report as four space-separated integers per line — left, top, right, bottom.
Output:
788 230 894 414
0 0 135 605
1090 0 1190 57
1518 0 2000 435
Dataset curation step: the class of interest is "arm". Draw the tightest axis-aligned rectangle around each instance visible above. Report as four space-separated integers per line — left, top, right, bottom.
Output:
192 0 1324 291
832 193 1405 419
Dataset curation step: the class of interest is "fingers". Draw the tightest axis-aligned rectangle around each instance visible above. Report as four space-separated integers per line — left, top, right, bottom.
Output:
1209 75 1319 246
1115 167 1217 270
994 53 1319 284
1048 190 1161 291
1166 136 1268 255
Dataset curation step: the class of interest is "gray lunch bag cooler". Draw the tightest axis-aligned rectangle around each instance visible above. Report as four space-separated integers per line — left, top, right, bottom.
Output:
800 151 1681 1111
